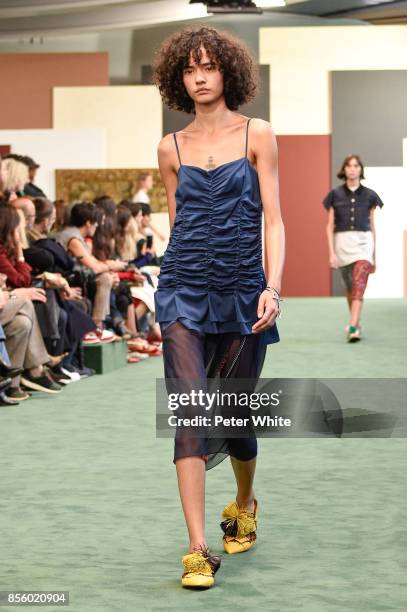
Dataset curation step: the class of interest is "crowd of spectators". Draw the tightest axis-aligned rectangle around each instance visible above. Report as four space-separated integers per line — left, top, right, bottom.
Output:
0 153 163 406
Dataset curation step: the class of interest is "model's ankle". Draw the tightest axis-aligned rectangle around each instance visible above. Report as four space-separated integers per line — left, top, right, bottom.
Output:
236 493 255 511
188 541 208 554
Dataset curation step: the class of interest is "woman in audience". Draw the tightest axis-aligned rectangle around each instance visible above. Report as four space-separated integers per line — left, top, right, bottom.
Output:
53 199 71 233
91 202 160 352
113 204 158 338
115 204 136 261
92 205 123 270
0 154 7 197
91 205 135 338
116 205 162 346
118 200 144 259
93 195 116 219
1 201 72 368
1 158 29 201
132 172 153 204
0 202 62 397
0 279 24 405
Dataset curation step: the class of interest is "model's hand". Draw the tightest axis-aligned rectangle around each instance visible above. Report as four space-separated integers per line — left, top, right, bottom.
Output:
329 254 338 269
252 291 279 334
370 263 376 274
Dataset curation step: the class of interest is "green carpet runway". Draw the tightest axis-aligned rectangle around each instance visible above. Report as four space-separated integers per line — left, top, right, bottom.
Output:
0 298 406 611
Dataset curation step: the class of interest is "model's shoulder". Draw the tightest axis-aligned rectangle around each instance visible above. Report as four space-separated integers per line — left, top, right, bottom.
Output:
248 117 274 135
157 132 175 156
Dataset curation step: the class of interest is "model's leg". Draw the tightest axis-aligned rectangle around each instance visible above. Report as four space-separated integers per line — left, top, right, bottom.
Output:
232 333 266 511
345 289 352 312
210 332 266 512
175 457 206 553
161 321 209 553
230 456 256 513
339 264 354 318
350 299 363 327
350 260 372 327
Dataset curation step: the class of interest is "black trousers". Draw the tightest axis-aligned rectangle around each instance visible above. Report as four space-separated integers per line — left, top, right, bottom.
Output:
161 320 267 471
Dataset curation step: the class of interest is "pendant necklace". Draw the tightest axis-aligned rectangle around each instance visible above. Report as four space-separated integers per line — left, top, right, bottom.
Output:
205 155 216 170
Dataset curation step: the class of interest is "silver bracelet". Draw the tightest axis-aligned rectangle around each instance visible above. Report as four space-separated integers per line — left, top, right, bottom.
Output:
264 286 283 318
266 285 281 296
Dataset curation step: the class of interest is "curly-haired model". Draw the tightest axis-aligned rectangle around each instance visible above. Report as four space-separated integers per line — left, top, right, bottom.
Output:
152 24 285 590
152 25 259 113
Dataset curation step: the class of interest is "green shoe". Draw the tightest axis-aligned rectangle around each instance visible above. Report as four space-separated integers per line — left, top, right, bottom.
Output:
347 325 361 343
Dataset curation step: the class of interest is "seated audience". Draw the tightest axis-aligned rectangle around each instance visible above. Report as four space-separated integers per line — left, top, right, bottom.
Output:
55 202 116 338
0 202 62 398
28 197 96 377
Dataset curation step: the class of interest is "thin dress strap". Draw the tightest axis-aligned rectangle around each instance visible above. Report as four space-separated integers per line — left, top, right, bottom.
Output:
173 132 182 167
244 118 252 159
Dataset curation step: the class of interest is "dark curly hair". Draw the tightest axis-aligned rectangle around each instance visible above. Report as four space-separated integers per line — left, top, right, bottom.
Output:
151 25 259 114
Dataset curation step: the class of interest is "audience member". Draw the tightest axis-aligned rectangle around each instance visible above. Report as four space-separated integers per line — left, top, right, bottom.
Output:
55 202 115 339
132 172 153 204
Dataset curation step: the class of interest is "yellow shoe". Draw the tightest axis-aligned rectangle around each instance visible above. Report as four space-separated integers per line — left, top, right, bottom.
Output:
181 545 221 588
220 499 258 554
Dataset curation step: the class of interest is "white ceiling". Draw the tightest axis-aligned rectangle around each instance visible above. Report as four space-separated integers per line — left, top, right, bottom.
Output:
0 1 404 39
0 1 213 39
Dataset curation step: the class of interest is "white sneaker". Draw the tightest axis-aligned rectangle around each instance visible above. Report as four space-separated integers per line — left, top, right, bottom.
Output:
345 324 362 334
60 367 81 383
82 332 100 345
128 351 149 360
83 329 116 344
347 326 361 343
96 329 116 343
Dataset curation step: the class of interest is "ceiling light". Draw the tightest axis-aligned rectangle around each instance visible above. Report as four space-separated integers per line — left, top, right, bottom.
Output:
190 0 286 14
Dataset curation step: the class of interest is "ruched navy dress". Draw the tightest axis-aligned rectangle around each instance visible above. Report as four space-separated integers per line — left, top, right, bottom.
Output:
154 118 280 347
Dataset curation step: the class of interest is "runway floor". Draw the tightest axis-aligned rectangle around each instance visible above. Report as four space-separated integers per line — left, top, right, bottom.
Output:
1 298 406 611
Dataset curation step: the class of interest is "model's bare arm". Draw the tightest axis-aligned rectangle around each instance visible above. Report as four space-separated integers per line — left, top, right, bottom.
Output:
253 119 285 293
326 208 338 268
157 134 178 231
251 119 285 333
370 208 376 272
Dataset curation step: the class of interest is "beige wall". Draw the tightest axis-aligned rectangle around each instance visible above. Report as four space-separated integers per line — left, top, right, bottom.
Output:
53 86 162 168
260 25 407 134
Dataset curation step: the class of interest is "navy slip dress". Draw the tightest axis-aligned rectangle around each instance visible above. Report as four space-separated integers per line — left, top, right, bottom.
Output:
154 118 280 347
